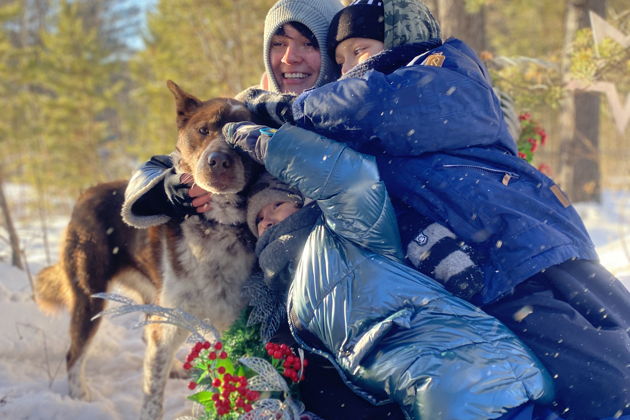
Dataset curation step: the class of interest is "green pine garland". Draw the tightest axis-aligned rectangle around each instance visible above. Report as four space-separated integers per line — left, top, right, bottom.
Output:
221 307 268 361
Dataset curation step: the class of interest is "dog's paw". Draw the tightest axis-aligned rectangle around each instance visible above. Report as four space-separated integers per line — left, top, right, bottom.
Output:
67 362 93 401
68 381 93 401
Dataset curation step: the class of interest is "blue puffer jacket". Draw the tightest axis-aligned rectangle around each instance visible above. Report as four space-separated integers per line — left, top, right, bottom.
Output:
260 124 553 420
291 38 598 304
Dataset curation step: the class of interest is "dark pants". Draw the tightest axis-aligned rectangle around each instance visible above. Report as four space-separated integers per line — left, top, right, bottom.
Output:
484 260 630 420
299 353 405 420
271 324 405 420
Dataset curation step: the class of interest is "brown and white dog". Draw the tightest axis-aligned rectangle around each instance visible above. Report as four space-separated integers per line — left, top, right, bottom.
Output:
34 81 259 419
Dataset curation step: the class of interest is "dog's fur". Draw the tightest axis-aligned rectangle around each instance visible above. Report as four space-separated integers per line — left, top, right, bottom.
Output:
34 81 258 419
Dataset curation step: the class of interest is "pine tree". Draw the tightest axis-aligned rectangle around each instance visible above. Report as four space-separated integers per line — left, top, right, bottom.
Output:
33 0 127 194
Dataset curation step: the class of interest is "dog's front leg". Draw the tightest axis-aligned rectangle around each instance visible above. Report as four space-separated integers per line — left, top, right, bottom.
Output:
139 321 189 420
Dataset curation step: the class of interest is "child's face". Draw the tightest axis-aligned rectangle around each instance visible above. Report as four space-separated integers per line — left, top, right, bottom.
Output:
256 201 301 237
334 37 385 75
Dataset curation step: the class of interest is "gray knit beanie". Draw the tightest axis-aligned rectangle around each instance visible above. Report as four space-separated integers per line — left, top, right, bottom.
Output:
247 173 304 237
263 0 343 93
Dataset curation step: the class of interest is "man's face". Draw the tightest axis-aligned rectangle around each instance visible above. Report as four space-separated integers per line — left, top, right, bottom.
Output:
256 201 301 237
269 24 321 94
335 37 385 75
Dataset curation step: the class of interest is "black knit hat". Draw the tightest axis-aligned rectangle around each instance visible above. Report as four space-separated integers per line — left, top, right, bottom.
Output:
327 0 384 60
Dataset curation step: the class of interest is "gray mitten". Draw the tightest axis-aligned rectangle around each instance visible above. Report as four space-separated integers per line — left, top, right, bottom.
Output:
223 122 276 165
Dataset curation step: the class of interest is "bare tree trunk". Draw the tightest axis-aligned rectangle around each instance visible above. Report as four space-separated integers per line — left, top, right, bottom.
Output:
572 0 604 202
34 171 51 265
557 2 580 196
436 0 487 53
38 203 51 265
558 0 604 203
0 172 24 269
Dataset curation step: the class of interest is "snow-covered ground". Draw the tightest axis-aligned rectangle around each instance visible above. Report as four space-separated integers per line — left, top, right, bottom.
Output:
0 189 628 419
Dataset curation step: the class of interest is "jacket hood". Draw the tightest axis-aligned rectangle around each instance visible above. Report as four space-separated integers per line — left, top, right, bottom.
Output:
383 0 441 49
263 0 343 93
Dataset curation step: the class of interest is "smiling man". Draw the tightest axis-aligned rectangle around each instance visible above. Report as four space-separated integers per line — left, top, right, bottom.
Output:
262 0 342 95
268 23 322 94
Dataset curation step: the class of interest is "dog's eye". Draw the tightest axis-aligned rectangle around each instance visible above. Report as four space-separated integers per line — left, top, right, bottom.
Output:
198 127 209 136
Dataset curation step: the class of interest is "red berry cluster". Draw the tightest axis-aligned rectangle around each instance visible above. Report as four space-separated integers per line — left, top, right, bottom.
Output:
517 112 548 165
183 341 259 417
184 341 228 370
264 342 308 383
209 373 259 415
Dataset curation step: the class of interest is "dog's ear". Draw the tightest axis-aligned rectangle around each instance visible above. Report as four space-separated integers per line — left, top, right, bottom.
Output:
167 80 203 129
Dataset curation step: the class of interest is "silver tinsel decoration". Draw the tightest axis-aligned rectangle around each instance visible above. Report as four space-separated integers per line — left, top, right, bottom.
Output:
92 293 306 420
91 292 220 343
239 357 305 420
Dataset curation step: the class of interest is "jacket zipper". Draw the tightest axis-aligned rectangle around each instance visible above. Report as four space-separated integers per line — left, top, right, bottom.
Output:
441 164 520 186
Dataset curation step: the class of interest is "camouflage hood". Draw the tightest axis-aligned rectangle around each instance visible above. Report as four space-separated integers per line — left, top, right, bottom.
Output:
383 0 441 49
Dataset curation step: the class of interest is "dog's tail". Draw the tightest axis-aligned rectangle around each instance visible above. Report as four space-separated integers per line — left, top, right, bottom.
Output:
34 263 73 314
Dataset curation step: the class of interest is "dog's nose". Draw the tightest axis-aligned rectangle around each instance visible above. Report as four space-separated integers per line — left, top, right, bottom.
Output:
208 152 233 170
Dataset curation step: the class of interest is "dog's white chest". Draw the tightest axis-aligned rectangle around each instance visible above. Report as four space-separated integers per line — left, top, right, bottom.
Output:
159 219 255 331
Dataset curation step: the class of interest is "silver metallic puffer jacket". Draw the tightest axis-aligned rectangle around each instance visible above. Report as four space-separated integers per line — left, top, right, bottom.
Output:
263 124 554 420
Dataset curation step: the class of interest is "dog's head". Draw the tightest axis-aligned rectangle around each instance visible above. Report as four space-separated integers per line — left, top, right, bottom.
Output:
167 80 258 195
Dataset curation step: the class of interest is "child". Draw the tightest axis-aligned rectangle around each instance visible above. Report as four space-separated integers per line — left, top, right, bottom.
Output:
226 0 630 417
237 122 552 420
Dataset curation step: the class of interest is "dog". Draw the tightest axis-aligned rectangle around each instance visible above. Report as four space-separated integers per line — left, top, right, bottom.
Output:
34 80 259 420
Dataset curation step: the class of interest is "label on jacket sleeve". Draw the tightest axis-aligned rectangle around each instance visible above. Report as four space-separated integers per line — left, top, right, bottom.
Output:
550 184 572 208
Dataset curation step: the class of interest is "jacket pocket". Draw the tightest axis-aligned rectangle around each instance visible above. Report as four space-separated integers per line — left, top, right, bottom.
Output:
340 307 413 371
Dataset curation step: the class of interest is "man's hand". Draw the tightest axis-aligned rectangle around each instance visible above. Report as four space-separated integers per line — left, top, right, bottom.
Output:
188 182 213 213
223 122 276 165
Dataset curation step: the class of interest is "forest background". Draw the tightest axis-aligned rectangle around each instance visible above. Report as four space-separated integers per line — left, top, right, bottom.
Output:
0 0 629 268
